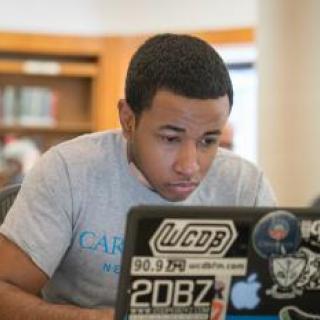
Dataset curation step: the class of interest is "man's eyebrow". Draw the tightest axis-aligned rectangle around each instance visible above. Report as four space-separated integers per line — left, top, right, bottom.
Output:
158 125 222 135
158 125 185 132
206 130 221 135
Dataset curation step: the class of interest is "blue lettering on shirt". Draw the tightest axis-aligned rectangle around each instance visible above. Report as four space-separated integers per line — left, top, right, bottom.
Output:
102 263 121 274
111 236 124 254
94 235 109 253
79 231 96 249
79 230 124 255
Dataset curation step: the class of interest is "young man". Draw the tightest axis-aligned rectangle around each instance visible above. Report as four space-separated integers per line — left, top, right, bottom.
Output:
0 34 276 320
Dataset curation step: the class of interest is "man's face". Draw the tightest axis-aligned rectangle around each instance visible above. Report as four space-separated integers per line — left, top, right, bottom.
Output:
119 90 230 201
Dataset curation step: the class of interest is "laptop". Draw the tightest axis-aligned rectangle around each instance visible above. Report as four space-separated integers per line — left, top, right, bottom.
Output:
115 205 320 320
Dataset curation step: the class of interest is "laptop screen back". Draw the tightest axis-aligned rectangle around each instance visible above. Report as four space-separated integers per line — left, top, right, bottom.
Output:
115 205 320 320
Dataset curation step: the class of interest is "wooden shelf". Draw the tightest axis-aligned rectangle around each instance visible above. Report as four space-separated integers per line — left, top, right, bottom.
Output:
0 123 92 134
0 31 104 56
0 31 107 155
0 59 98 78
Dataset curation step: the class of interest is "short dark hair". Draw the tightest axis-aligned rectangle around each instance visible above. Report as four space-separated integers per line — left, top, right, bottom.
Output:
125 33 233 117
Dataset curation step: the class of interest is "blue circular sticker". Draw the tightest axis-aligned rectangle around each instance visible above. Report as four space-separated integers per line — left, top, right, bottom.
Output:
252 210 301 259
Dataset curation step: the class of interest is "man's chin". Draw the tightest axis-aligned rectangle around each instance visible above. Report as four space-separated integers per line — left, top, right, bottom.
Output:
158 187 197 202
161 195 189 202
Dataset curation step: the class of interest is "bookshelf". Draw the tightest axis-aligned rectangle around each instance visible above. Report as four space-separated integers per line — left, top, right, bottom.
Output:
0 32 106 152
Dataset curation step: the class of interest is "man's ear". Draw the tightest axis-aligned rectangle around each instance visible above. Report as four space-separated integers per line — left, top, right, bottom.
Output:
118 99 136 139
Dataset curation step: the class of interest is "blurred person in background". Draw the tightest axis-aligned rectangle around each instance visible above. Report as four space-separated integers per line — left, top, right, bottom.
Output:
219 121 234 150
0 137 40 186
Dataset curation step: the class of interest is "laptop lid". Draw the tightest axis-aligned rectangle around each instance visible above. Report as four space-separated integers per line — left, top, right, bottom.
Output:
115 205 320 320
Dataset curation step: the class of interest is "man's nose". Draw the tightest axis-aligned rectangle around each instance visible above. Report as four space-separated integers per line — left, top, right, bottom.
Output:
173 142 200 178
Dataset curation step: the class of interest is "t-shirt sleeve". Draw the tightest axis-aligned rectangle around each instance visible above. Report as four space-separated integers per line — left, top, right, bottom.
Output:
0 147 73 277
254 173 278 206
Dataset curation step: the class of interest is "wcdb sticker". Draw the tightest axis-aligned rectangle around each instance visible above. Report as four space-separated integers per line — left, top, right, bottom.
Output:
149 219 237 258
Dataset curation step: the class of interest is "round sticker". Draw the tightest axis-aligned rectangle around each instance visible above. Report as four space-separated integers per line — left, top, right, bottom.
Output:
252 210 301 259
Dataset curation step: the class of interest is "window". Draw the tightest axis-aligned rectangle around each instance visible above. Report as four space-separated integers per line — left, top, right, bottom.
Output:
216 44 258 163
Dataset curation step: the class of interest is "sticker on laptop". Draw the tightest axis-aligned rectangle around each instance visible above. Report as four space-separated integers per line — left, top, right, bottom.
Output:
131 256 247 276
149 219 238 258
130 218 247 277
279 305 320 319
128 276 215 320
267 246 320 299
230 273 262 310
267 252 306 298
210 275 232 320
252 210 301 259
301 219 320 248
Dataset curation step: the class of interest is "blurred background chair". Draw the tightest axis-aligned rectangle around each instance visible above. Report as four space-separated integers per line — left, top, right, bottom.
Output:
0 183 21 225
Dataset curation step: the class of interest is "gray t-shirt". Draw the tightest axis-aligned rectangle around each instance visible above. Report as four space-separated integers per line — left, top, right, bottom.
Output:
0 129 276 308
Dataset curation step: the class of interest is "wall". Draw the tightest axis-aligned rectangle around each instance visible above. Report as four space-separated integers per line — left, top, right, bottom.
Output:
0 0 257 35
257 0 320 206
0 0 107 35
101 0 257 34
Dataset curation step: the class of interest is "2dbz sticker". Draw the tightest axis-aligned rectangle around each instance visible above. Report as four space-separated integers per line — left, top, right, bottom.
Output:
128 276 214 318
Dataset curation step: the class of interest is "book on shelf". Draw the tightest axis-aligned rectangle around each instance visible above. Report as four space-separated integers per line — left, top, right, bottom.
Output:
1 86 18 125
0 86 58 127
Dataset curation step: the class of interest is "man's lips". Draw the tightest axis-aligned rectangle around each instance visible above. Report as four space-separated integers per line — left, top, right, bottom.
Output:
167 182 199 194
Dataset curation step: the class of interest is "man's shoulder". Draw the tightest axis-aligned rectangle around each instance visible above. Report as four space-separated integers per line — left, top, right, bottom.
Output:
55 129 122 154
49 129 124 166
214 148 259 171
197 149 275 206
209 147 262 182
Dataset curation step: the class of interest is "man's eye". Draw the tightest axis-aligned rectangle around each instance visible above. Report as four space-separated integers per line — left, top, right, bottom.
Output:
199 137 218 147
161 136 180 143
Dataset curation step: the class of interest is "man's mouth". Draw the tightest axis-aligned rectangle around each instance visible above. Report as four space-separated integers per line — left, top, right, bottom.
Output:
167 182 199 196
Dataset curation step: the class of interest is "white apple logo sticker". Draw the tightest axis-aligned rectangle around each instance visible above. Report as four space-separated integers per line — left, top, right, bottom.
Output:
231 273 261 310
